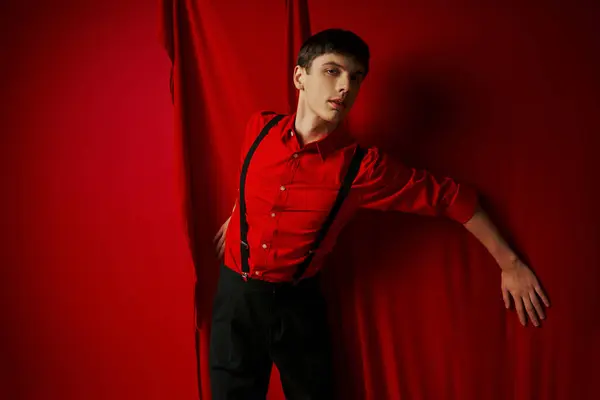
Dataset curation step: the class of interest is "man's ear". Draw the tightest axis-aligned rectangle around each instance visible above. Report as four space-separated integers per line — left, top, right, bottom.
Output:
293 66 304 90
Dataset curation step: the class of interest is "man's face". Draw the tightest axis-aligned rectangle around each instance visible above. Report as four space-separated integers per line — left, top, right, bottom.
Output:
294 52 366 124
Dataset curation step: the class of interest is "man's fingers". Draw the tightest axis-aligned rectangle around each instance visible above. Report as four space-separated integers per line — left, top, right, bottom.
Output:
216 233 225 258
218 235 226 253
502 288 510 309
213 219 231 243
523 296 539 327
535 285 550 307
514 296 527 326
530 292 545 320
213 229 222 244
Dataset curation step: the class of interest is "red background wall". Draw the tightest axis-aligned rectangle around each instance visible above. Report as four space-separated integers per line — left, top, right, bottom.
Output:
2 0 599 399
1 1 198 399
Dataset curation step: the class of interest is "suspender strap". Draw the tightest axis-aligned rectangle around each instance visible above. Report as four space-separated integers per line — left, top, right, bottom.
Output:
239 114 285 277
292 145 366 283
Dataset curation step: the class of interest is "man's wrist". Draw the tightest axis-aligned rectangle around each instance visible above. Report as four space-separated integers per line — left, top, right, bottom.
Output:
492 246 520 271
462 205 522 271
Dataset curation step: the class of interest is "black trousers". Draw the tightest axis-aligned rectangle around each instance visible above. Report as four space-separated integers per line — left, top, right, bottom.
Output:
209 264 334 400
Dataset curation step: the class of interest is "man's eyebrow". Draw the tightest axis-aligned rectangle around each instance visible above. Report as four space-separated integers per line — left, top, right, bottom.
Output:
322 61 365 75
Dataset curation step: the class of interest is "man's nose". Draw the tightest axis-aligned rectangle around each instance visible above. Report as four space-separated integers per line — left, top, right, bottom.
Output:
337 75 350 94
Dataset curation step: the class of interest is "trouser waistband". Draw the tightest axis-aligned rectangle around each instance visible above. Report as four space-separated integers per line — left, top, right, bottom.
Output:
220 264 320 292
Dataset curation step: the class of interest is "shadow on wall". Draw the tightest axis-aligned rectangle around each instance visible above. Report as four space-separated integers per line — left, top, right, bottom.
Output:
335 50 497 267
338 51 492 272
353 53 489 172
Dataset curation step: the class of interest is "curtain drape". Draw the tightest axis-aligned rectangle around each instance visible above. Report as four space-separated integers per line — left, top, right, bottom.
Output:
159 1 600 399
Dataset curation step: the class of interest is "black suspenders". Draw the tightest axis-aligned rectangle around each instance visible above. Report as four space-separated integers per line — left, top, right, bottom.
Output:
239 114 366 283
239 114 286 279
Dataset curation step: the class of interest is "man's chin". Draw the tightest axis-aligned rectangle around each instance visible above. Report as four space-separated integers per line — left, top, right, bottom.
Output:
321 109 347 123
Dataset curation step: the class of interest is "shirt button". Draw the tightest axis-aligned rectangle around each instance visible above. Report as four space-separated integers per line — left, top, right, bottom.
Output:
290 130 294 137
293 153 299 159
262 243 268 249
255 270 261 276
270 212 276 218
280 185 286 191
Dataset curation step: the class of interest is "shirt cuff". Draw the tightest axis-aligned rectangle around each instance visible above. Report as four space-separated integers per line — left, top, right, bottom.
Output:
445 184 479 224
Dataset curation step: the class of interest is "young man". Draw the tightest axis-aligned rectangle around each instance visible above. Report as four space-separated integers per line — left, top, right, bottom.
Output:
210 28 549 400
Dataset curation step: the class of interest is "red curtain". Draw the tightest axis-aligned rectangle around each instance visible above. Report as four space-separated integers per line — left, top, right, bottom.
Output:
1 0 198 398
160 1 600 399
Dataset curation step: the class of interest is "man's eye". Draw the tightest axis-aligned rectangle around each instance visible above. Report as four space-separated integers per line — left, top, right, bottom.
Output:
326 69 338 75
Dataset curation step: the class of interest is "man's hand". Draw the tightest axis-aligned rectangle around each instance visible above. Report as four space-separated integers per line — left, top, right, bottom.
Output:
500 257 550 327
213 217 231 259
463 205 551 327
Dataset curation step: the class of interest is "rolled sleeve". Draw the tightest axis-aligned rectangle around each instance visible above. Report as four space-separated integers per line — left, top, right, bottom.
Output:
357 148 479 224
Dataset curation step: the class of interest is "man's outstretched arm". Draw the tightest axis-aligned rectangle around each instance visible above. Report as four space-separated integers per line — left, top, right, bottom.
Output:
464 205 550 326
357 148 550 327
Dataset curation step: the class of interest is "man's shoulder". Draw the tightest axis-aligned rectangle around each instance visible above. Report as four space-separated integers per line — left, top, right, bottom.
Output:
249 109 288 123
259 110 278 117
356 145 401 172
245 110 289 134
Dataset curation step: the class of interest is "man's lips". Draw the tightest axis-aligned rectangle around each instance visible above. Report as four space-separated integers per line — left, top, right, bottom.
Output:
329 99 346 110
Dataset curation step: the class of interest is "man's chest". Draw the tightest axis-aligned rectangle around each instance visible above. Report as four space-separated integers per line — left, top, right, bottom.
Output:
244 135 357 214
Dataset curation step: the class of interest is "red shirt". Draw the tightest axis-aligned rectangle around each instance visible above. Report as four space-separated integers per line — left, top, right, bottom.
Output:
223 111 479 282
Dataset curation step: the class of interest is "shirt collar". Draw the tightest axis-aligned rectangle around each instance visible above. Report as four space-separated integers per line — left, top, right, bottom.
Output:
281 113 355 160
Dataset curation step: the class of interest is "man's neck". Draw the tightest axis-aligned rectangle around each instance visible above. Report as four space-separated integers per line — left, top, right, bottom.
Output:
294 103 339 146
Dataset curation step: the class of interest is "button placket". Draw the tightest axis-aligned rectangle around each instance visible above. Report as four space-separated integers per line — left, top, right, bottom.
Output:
260 138 298 267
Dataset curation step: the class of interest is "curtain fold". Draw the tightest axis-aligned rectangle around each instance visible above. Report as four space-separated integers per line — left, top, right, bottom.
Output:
285 0 311 112
159 1 600 399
